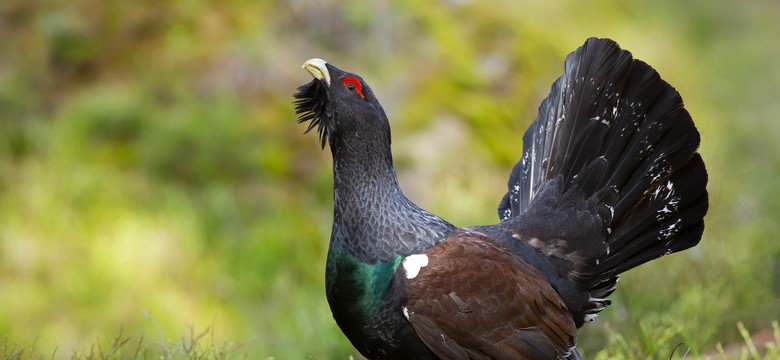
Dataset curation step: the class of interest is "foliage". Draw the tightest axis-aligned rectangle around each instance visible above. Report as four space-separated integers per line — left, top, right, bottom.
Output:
1 0 779 358
2 325 245 360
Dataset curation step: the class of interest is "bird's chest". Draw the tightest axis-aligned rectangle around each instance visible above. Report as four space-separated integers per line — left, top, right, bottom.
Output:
325 249 428 358
325 249 401 323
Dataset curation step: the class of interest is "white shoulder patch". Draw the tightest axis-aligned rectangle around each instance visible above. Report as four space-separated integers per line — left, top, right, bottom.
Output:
402 254 429 279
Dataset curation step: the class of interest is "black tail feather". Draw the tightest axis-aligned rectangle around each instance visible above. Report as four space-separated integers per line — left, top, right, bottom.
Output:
498 38 708 322
598 155 708 276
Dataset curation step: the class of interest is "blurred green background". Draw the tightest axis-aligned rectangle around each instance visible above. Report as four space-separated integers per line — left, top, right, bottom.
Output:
1 0 779 358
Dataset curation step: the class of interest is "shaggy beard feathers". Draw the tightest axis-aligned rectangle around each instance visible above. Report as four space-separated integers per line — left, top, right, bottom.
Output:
294 79 333 148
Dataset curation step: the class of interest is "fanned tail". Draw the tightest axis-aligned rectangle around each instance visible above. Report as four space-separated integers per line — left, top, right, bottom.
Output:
498 38 708 324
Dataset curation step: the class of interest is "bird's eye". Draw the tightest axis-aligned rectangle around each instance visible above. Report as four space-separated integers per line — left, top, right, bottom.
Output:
342 77 365 99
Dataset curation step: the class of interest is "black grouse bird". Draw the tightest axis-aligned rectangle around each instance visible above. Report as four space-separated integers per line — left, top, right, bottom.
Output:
294 37 708 360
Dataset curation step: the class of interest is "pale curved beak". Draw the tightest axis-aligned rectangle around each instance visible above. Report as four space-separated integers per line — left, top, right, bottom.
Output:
302 58 331 87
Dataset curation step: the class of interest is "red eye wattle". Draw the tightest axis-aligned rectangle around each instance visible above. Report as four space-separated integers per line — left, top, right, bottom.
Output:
342 77 365 99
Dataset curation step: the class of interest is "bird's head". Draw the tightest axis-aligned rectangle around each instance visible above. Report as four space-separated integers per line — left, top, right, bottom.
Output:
294 59 389 149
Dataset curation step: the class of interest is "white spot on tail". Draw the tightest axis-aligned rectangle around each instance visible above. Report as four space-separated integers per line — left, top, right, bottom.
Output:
658 219 682 240
402 306 411 320
502 208 512 221
562 346 577 358
591 115 610 126
403 254 429 279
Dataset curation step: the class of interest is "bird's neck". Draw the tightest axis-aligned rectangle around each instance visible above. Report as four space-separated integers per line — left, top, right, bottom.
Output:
328 133 455 263
330 133 401 207
324 133 454 343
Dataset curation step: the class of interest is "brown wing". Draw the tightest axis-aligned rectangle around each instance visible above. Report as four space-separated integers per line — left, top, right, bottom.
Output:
402 230 577 360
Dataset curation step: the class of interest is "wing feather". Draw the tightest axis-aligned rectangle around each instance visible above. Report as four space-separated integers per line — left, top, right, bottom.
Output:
403 232 577 359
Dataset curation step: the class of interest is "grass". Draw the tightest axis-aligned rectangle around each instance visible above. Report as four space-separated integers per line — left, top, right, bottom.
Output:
1 321 777 359
586 321 780 360
2 325 246 360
